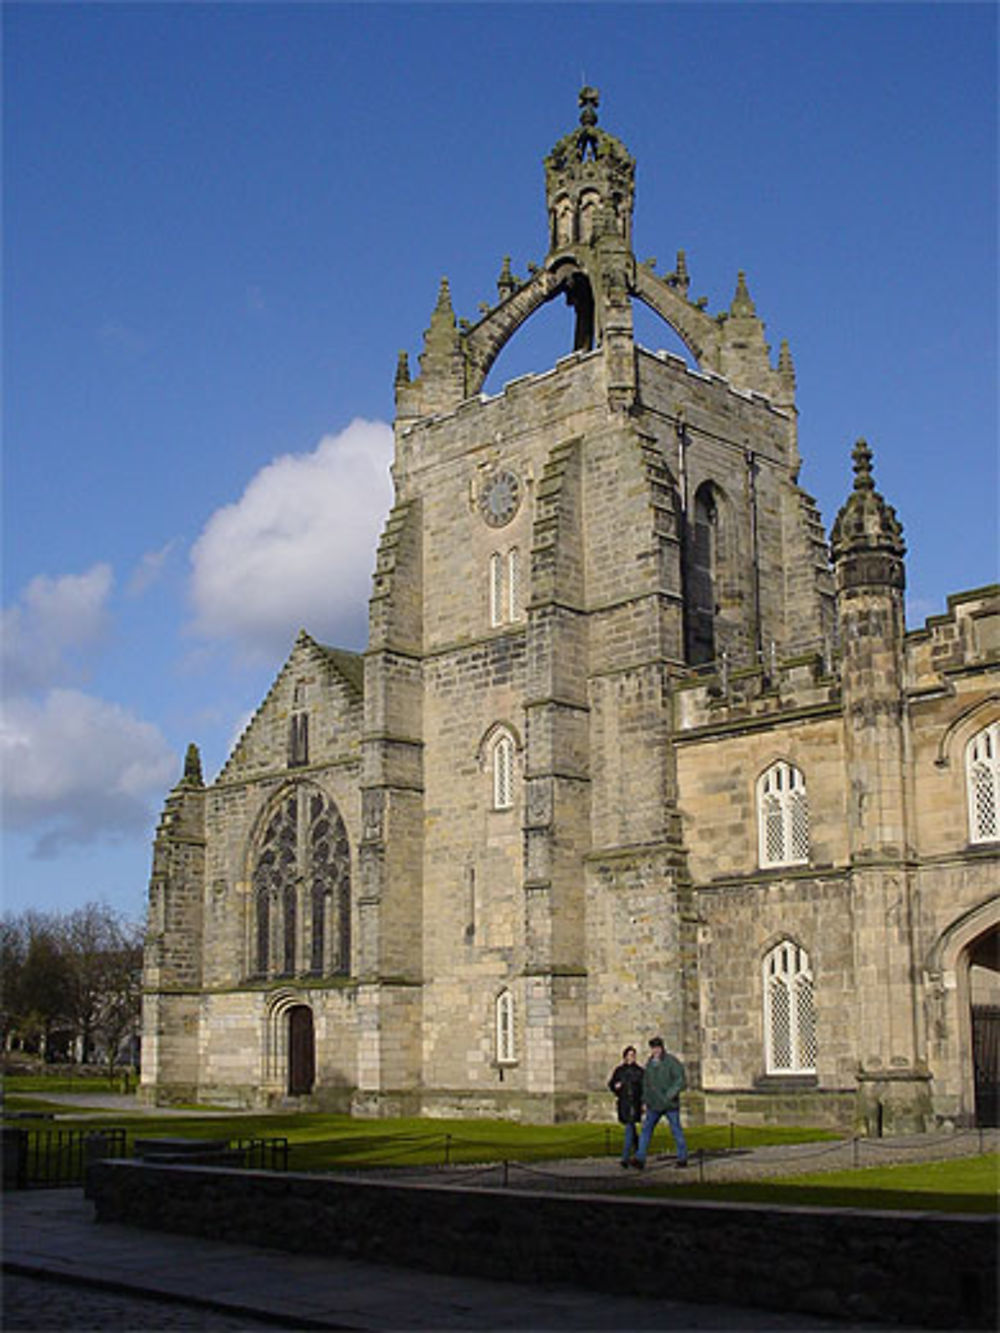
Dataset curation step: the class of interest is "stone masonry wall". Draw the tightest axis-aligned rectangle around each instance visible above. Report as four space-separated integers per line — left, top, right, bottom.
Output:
89 1162 998 1330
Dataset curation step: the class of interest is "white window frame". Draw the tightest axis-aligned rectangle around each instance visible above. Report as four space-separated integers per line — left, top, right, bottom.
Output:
763 940 817 1075
492 732 514 811
757 761 810 868
967 721 1000 844
496 989 516 1064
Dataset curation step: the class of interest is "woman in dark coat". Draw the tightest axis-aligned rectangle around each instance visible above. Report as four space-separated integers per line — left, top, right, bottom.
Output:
607 1044 644 1167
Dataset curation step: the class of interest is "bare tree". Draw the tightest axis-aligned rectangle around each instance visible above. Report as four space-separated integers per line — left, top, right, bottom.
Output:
1 904 143 1069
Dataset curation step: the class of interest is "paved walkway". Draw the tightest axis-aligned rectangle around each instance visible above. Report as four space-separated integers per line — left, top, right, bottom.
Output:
4 1187 908 1332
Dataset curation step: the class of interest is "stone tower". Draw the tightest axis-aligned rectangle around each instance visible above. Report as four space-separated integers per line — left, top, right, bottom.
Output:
373 89 836 1117
141 91 997 1130
831 441 931 1133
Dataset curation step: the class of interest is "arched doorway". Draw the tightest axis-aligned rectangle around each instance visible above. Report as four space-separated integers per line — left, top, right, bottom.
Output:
969 926 1000 1127
287 1005 315 1096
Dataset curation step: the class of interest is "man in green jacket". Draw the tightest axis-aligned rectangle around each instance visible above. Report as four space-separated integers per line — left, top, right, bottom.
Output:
633 1035 688 1169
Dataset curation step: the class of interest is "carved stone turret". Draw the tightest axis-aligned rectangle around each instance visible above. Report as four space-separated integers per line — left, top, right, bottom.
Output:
831 439 906 595
544 86 635 255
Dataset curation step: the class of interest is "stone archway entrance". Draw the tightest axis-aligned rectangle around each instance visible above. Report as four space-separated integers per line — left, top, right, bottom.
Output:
969 926 1000 1127
287 1005 315 1096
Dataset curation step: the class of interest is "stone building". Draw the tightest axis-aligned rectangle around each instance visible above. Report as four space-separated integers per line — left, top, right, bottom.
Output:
141 91 999 1132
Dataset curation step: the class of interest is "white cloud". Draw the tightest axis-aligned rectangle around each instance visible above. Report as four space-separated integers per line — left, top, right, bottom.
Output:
127 540 178 597
189 418 394 658
0 689 177 857
1 564 113 694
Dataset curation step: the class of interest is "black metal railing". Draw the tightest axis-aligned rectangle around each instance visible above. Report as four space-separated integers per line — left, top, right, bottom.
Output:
1 1126 291 1189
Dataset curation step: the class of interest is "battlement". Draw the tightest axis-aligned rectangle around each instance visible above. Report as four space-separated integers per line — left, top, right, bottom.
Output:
906 585 1000 687
674 650 840 735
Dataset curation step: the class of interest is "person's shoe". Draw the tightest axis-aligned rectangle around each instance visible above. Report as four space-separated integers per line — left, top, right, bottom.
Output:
632 1158 644 1170
619 1160 630 1169
674 1159 688 1169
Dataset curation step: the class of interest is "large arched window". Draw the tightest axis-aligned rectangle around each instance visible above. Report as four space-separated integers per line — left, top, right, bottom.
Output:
251 786 351 979
757 761 810 868
763 941 817 1075
967 722 1000 844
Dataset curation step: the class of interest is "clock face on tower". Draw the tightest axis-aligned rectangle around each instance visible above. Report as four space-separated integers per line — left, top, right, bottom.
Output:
479 469 521 527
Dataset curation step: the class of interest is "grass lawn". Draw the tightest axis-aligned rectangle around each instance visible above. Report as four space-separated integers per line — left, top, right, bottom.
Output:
637 1152 1000 1214
5 1079 993 1213
2 1081 836 1168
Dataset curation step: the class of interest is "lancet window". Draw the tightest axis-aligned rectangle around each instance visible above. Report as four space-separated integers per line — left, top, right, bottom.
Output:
496 989 516 1064
763 941 817 1075
492 731 515 811
757 761 810 868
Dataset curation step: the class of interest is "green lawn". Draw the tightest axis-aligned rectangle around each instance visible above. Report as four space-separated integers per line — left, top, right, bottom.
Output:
638 1152 1000 1214
2 1083 836 1168
5 1080 993 1213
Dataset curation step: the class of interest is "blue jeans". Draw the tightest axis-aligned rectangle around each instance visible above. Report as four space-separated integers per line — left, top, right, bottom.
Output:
620 1120 640 1164
635 1105 687 1164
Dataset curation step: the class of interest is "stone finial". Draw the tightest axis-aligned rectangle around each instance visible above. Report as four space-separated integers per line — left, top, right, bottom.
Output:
730 270 757 318
497 255 517 301
851 438 876 491
395 350 411 386
432 277 455 324
778 339 795 377
830 439 906 588
181 743 203 788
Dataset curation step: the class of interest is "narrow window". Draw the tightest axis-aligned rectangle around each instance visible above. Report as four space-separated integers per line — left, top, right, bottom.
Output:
685 483 718 665
489 553 504 628
763 941 817 1075
254 885 270 975
493 732 514 810
289 713 309 768
758 761 810 868
967 722 1000 843
496 989 516 1064
282 883 297 975
507 547 521 622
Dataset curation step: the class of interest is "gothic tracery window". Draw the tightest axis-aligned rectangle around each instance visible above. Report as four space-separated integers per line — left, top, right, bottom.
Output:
251 786 351 980
757 761 810 868
967 722 1000 843
763 941 817 1075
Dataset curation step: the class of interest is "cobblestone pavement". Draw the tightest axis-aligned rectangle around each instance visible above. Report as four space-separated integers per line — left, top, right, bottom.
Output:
2 1271 305 1331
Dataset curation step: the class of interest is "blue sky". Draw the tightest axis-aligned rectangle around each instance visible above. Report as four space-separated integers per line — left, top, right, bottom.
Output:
3 2 997 923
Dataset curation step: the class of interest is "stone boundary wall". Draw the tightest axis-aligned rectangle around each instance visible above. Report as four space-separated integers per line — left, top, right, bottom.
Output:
86 1161 997 1329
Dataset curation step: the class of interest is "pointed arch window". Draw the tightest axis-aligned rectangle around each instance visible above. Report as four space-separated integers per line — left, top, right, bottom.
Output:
251 786 351 980
492 731 515 811
685 482 719 665
496 989 516 1064
757 761 810 868
967 722 1000 843
763 941 817 1075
